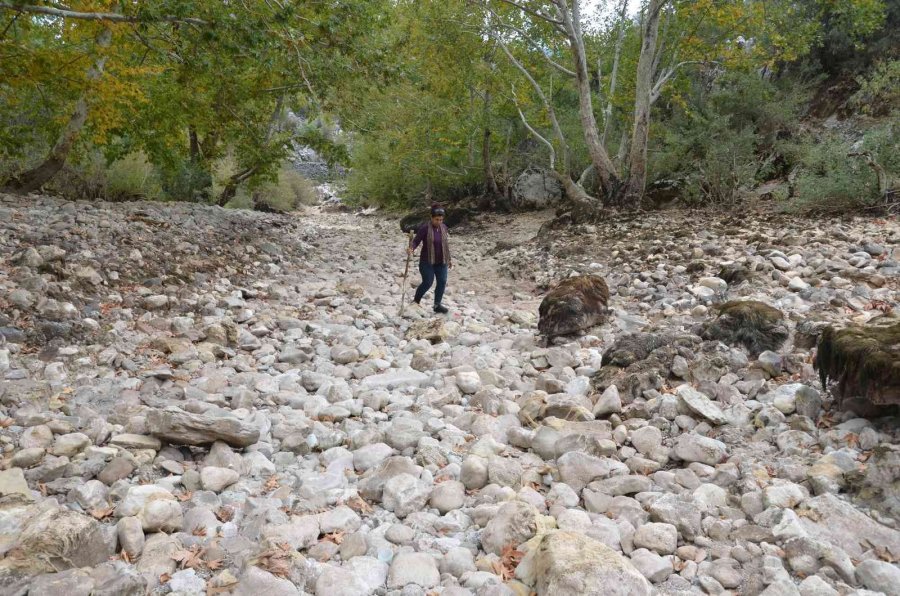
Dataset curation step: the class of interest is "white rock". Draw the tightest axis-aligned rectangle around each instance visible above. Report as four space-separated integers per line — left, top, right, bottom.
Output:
632 522 678 555
855 559 900 594
387 552 439 589
200 466 240 492
456 371 482 394
672 434 727 466
593 385 622 417
382 473 431 518
676 385 727 425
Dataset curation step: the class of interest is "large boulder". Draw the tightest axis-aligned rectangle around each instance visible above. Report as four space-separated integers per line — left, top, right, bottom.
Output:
815 320 899 407
0 506 115 591
510 168 564 211
516 530 651 596
147 407 260 448
538 275 610 341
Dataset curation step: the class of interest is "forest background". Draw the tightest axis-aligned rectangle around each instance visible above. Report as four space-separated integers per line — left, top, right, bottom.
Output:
0 0 897 215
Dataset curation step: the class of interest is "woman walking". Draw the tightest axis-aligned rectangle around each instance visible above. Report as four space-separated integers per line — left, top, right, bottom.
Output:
408 203 452 314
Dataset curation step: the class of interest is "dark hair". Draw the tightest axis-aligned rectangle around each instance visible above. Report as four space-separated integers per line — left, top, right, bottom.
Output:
431 203 445 216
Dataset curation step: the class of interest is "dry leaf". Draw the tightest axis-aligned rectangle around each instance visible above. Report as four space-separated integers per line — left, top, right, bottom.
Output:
207 558 224 571
178 491 194 502
159 573 172 584
192 525 208 537
216 506 235 522
496 543 524 581
346 496 373 514
89 507 115 520
172 544 205 570
321 531 345 545
254 543 294 578
264 476 280 492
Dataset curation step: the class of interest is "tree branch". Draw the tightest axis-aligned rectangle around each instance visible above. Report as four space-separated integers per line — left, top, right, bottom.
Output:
495 36 569 166
650 60 719 103
495 20 575 76
0 3 208 25
512 88 555 171
496 0 566 33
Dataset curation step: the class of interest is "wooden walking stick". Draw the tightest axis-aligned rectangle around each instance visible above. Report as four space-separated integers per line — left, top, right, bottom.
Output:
399 230 414 315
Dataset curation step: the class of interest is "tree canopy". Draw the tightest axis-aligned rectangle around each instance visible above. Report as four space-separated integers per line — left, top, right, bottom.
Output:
0 0 894 211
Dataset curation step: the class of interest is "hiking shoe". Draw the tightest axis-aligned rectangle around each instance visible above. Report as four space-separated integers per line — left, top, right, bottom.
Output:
433 304 449 314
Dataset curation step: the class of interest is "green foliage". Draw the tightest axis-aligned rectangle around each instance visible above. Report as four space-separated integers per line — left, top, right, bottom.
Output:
225 164 318 212
852 60 900 115
105 152 163 201
650 72 809 204
160 162 213 203
0 0 389 201
785 121 898 212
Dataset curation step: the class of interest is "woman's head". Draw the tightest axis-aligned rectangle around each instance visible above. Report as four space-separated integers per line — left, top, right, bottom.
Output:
430 203 445 226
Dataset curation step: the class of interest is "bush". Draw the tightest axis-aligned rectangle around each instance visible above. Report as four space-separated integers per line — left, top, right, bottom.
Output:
223 163 318 212
851 60 900 115
105 152 163 201
160 161 213 203
784 121 897 213
649 71 810 205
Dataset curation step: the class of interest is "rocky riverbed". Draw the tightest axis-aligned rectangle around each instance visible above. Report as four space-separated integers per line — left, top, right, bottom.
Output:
0 191 898 596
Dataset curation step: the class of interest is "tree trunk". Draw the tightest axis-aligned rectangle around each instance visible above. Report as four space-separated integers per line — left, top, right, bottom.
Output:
601 0 629 147
2 26 112 193
483 128 500 197
482 91 500 197
216 166 257 206
189 127 201 162
215 96 284 206
621 0 666 208
562 0 620 201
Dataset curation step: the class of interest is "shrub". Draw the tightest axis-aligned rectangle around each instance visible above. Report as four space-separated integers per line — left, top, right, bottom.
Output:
222 162 318 212
784 121 897 213
105 152 163 201
851 59 900 115
160 161 213 203
251 166 319 211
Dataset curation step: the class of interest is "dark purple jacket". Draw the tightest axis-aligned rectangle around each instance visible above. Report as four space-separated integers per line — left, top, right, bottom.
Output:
411 222 450 265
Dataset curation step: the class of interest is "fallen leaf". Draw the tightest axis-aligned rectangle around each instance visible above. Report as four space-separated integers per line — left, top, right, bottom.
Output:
89 507 115 520
172 544 205 570
207 558 224 571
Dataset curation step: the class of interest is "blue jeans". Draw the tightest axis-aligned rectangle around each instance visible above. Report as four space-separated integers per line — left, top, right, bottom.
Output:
414 262 448 306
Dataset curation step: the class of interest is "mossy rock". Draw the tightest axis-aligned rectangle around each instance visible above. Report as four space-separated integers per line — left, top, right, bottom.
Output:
815 320 900 407
701 300 788 356
602 332 673 368
718 264 751 286
538 275 609 340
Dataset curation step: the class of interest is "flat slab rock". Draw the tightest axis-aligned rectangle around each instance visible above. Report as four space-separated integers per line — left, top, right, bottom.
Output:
359 368 430 390
147 407 260 448
799 493 900 558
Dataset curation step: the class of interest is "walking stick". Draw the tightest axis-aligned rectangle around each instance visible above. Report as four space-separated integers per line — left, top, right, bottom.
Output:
399 230 414 316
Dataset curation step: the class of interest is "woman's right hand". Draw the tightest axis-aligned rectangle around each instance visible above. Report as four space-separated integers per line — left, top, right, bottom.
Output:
407 247 413 255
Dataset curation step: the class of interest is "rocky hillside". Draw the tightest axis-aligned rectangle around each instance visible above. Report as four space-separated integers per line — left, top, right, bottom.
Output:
0 192 898 596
